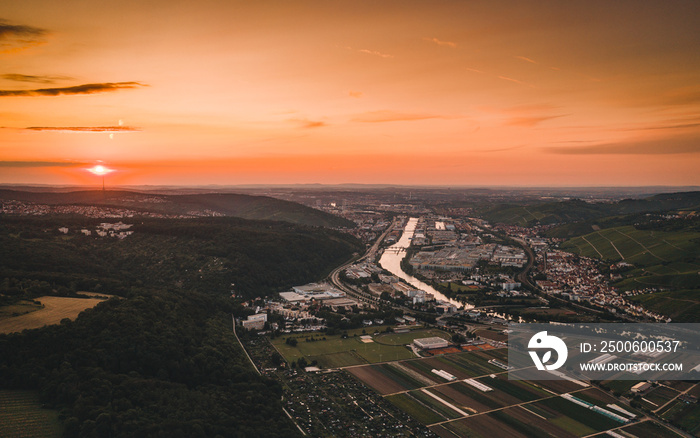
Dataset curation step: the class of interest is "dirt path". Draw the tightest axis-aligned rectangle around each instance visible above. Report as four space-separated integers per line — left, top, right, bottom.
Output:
581 235 604 258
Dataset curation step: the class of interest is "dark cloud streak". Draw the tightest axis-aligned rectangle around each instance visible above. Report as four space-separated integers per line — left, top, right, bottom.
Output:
2 74 72 84
25 126 140 132
0 20 47 39
0 82 147 97
545 136 700 155
0 161 87 168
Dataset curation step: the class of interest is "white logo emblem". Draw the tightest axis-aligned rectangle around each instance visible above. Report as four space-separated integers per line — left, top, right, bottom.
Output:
528 331 568 371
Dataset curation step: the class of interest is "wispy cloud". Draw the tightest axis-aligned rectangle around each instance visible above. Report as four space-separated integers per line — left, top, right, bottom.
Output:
348 91 363 98
352 110 456 123
0 19 48 52
357 48 393 58
289 118 326 129
0 160 87 168
515 56 537 64
2 73 72 84
481 145 527 153
514 56 565 75
506 114 567 127
465 67 484 74
345 46 393 58
497 76 536 88
625 122 700 131
479 104 564 127
424 37 457 48
544 135 700 155
25 126 140 132
0 82 147 97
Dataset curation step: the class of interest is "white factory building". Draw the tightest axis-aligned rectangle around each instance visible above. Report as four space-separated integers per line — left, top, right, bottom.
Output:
413 337 449 350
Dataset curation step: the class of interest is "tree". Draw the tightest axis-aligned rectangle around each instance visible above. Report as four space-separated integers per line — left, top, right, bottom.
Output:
451 333 466 344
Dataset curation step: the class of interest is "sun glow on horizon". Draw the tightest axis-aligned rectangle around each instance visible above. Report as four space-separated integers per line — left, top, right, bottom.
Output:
87 165 114 176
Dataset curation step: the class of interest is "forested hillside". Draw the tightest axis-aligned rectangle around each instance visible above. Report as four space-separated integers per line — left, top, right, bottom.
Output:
0 215 361 299
0 215 362 437
479 191 700 228
0 190 355 228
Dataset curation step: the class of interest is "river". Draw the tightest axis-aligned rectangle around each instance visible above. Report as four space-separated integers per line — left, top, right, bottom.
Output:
378 217 469 309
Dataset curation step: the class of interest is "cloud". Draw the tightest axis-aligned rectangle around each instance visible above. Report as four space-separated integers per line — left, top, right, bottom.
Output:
424 37 457 48
544 135 700 155
481 145 527 153
515 56 537 64
0 19 48 52
466 67 484 74
626 122 700 131
0 82 147 97
2 73 72 84
358 49 393 58
480 104 564 127
289 118 326 129
0 20 46 39
348 91 363 98
506 114 567 127
352 110 456 123
0 160 87 168
497 75 535 88
25 126 140 132
344 45 394 58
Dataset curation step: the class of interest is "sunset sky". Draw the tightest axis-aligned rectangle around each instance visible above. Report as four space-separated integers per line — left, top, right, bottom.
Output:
1 0 699 186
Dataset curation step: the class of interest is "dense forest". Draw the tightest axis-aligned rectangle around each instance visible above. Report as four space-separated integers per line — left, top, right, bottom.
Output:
0 214 362 437
0 215 362 300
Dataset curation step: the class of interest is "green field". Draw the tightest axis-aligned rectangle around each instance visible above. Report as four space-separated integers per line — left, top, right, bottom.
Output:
660 400 700 435
410 390 463 420
619 420 686 438
0 391 62 438
272 327 450 368
489 409 559 438
478 376 548 402
386 393 445 425
535 396 621 434
439 351 504 377
641 385 680 409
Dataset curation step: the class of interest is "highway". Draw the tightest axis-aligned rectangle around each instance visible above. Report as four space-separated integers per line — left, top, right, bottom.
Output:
511 236 536 290
327 217 427 316
326 218 401 307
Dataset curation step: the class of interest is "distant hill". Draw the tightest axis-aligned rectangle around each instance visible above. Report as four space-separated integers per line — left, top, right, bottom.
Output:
0 189 354 228
479 191 700 228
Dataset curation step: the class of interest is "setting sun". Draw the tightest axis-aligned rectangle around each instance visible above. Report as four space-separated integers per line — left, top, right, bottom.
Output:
87 165 112 176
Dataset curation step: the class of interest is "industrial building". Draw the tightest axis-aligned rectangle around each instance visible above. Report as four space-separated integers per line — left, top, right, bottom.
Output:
242 313 267 330
413 337 449 350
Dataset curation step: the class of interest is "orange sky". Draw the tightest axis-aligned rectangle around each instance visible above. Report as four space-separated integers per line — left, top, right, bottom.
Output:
1 1 699 186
